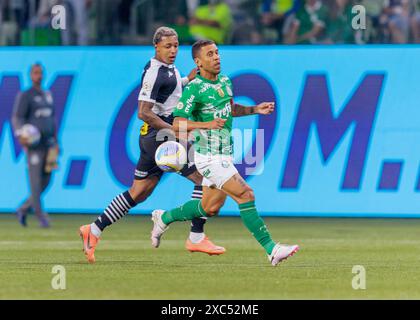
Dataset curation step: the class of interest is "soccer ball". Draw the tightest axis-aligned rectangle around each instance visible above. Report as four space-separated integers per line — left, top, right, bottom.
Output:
19 124 41 147
155 141 187 172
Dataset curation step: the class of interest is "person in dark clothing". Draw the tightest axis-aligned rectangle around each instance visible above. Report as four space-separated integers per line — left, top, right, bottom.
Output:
12 63 59 228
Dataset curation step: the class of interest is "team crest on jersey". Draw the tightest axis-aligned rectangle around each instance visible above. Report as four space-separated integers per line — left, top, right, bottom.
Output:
217 88 224 97
143 82 152 91
177 102 184 109
221 160 230 168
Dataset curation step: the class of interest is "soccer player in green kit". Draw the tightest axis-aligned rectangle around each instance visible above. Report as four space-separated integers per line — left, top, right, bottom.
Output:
151 40 299 266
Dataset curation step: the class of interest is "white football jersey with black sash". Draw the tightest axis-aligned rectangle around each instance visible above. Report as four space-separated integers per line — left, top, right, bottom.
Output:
138 57 188 118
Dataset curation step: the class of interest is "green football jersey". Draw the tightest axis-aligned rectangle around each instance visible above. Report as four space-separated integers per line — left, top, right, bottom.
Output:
173 74 234 156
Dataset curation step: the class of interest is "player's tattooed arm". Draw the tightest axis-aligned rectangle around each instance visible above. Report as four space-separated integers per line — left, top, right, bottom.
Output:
232 103 256 117
138 101 172 130
232 102 275 117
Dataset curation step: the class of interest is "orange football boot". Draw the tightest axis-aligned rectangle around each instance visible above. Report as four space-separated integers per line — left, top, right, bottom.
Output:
185 236 226 255
79 225 100 263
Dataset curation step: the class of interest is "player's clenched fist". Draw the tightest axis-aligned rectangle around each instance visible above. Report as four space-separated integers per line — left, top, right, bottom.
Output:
206 118 226 129
256 102 275 115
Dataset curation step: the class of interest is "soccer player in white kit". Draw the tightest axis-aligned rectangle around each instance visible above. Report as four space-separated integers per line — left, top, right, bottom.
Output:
79 27 225 263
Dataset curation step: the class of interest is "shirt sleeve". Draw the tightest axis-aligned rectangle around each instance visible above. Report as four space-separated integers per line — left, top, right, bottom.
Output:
138 66 163 103
181 76 190 87
173 83 197 119
11 91 29 135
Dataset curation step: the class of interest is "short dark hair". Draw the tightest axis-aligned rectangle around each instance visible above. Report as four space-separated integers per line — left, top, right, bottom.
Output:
153 26 178 44
31 62 43 69
192 39 215 59
30 62 43 73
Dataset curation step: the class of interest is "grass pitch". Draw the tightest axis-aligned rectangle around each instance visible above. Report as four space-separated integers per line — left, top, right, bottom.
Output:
0 214 420 299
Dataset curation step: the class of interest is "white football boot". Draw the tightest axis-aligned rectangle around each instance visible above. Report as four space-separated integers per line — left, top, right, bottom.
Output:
151 209 169 248
269 243 299 266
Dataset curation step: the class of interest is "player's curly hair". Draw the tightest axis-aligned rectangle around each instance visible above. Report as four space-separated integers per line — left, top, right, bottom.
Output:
192 39 216 59
153 26 178 45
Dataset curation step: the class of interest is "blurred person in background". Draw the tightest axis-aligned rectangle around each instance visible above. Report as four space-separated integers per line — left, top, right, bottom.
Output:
410 0 420 43
322 0 355 44
0 0 25 45
61 0 92 45
0 0 14 45
12 63 60 228
226 0 264 44
260 0 301 43
158 0 200 44
10 0 27 44
380 0 410 43
118 0 134 35
360 0 387 43
283 0 328 44
189 0 232 44
30 0 59 27
26 0 61 45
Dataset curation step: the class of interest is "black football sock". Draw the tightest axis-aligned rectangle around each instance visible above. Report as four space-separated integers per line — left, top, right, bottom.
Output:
94 191 136 232
190 185 207 241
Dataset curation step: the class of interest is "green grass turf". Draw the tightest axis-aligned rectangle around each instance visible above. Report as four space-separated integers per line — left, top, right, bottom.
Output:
0 214 420 299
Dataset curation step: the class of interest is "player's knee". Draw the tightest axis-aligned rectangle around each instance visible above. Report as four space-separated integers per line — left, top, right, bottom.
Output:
205 210 218 217
239 188 255 202
202 202 223 217
129 185 151 203
204 206 219 217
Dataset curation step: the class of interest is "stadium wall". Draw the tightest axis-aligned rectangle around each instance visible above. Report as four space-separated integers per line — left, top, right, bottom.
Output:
1 46 419 217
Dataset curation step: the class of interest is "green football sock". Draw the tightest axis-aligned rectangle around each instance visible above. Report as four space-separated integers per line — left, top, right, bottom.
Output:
239 201 276 255
162 199 207 225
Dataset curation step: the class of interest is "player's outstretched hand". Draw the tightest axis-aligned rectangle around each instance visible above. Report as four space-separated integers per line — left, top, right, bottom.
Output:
206 118 226 129
256 102 275 115
187 67 198 82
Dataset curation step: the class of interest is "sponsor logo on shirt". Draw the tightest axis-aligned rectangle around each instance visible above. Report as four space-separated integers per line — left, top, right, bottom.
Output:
214 102 231 118
185 95 195 113
199 83 212 94
35 108 53 118
176 102 184 110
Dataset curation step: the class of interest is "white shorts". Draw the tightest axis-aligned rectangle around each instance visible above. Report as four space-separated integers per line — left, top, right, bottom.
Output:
194 152 238 189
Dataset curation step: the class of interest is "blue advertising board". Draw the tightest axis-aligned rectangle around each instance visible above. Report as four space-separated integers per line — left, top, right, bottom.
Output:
1 46 419 216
